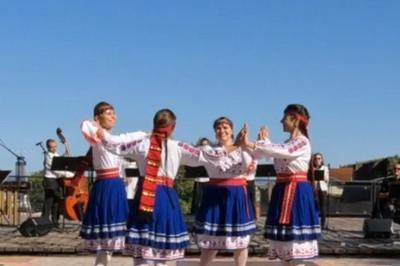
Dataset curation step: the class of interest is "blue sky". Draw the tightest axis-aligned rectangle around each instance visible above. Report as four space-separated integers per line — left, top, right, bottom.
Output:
0 1 399 174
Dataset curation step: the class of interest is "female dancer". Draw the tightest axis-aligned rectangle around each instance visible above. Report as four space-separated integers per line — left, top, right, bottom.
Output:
238 104 320 265
80 101 146 266
99 109 231 266
194 117 257 266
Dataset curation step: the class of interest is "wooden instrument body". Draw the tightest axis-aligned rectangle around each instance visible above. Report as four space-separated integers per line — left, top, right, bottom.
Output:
61 176 88 221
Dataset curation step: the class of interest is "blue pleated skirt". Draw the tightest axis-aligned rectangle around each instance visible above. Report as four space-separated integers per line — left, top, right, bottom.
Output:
265 181 321 241
80 177 129 251
195 185 256 237
125 185 189 260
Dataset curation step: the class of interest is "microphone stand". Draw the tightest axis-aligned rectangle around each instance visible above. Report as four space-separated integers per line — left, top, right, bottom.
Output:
0 138 31 224
36 142 46 155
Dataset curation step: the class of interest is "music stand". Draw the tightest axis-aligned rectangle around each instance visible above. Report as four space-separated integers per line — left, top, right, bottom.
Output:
51 156 88 231
0 170 11 185
0 170 12 225
389 183 400 199
314 170 325 181
125 168 141 178
255 164 276 177
184 166 208 178
51 156 88 172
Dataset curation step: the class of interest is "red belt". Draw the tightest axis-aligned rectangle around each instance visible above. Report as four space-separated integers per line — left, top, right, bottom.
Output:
96 168 120 179
209 178 251 219
209 178 247 186
276 173 308 225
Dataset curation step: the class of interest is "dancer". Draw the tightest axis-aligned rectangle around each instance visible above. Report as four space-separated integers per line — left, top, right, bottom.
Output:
195 117 257 266
100 109 231 266
80 101 146 266
238 104 320 265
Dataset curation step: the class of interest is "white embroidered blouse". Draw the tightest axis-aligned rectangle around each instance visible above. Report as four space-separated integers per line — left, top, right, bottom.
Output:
80 120 146 173
101 134 232 179
251 135 311 175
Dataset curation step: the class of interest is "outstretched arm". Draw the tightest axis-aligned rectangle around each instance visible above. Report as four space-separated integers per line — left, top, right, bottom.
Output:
100 131 146 159
178 142 232 171
238 124 309 159
250 137 309 160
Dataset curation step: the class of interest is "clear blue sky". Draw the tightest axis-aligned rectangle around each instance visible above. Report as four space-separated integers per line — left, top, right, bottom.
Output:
0 1 399 174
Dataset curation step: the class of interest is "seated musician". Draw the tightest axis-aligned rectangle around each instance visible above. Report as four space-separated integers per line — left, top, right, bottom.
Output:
41 139 73 226
375 162 400 220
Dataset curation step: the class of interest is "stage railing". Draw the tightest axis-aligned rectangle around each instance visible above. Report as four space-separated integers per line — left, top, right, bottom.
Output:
1 165 384 226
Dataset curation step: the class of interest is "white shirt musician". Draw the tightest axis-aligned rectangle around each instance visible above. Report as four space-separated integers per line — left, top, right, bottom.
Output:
42 139 73 225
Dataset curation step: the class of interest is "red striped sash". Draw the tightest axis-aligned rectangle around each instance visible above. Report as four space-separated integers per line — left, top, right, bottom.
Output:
96 167 120 179
142 176 175 187
139 176 175 207
276 172 308 225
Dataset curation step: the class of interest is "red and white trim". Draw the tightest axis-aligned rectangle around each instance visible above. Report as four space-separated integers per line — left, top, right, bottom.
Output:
268 239 319 261
83 236 125 251
197 235 251 250
125 245 185 261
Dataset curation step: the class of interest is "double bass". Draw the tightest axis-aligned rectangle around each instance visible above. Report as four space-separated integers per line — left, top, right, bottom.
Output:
57 128 89 221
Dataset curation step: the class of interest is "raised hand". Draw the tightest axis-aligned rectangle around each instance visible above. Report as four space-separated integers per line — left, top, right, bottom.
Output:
96 128 106 140
242 124 252 147
234 123 247 146
257 126 269 141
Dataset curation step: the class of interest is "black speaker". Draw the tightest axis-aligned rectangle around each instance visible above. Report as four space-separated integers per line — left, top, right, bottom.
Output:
19 217 54 237
363 218 392 238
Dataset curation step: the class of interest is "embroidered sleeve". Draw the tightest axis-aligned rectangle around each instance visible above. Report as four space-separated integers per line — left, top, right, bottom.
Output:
252 137 309 159
178 143 232 171
102 133 145 159
178 142 202 166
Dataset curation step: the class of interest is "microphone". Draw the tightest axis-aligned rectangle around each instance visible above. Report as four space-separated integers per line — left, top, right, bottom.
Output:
56 128 66 143
36 141 46 153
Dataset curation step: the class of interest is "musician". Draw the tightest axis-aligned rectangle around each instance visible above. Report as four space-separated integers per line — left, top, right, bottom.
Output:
41 139 73 226
375 163 400 219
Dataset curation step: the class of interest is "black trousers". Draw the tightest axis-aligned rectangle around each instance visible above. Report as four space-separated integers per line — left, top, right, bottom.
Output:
190 182 207 215
41 178 63 224
316 189 327 228
247 180 256 214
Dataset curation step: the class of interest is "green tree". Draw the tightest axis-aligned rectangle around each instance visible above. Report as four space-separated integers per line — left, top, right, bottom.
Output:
175 166 194 214
28 170 44 212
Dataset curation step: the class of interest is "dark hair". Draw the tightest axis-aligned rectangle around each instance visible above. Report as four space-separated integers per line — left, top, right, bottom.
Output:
46 139 56 149
213 116 234 131
153 108 176 129
196 137 210 147
284 104 310 138
93 101 114 117
152 109 176 170
311 152 325 167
